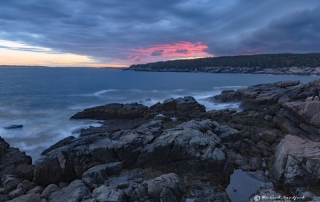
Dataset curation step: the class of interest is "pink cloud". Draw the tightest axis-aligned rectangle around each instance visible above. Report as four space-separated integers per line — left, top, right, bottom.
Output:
123 41 212 64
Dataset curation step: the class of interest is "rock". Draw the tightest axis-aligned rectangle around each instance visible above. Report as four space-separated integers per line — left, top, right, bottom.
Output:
137 120 233 181
8 188 25 199
146 173 185 202
0 138 33 179
26 186 43 195
41 136 75 155
162 98 176 111
248 184 283 202
272 135 320 191
260 130 277 145
90 185 126 202
13 164 34 182
175 96 205 112
33 154 76 187
70 103 148 120
210 88 245 103
7 193 41 202
81 162 123 190
4 125 23 129
186 180 230 202
48 180 90 202
16 180 33 193
1 175 20 194
40 184 59 200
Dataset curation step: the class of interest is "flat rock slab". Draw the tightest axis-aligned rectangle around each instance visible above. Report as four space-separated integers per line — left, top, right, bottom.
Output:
272 134 320 189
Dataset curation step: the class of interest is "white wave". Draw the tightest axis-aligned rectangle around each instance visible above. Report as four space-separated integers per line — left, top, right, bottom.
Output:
93 89 118 96
69 89 118 97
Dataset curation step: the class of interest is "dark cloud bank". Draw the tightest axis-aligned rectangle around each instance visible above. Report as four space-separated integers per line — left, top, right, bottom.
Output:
0 0 319 65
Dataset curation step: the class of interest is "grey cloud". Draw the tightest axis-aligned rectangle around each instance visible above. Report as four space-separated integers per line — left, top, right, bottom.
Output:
0 0 320 64
151 50 164 56
176 49 188 54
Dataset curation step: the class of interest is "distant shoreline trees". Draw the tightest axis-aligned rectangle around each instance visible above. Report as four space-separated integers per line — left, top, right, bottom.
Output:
129 53 320 70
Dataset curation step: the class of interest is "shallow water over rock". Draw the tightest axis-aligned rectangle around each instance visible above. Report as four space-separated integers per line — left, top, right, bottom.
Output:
226 169 272 202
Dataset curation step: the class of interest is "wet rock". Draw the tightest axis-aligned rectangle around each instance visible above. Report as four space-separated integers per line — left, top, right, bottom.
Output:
210 88 245 103
137 120 233 180
40 184 59 200
187 180 230 202
162 98 176 111
7 193 41 202
0 138 33 179
41 136 75 155
26 186 43 195
33 153 76 187
1 175 20 194
48 180 90 202
90 185 126 202
8 188 25 199
81 162 123 190
16 180 33 193
272 135 320 191
4 125 23 129
260 130 278 145
71 102 149 120
248 184 283 202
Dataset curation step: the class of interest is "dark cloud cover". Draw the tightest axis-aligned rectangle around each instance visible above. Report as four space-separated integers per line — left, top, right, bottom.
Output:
0 0 319 65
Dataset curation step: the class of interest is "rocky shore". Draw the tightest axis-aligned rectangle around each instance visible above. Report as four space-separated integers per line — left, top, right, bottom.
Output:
2 79 320 201
127 66 320 76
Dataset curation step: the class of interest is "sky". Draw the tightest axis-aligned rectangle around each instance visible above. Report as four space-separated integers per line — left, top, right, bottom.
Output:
0 0 320 67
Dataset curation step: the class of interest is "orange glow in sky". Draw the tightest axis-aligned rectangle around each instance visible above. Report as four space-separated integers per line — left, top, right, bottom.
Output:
0 40 212 67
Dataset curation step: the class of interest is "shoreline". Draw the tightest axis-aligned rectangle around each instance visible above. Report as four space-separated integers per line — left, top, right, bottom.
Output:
125 66 320 76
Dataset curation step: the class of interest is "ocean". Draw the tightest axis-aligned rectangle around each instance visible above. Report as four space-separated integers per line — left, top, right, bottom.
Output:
0 67 318 161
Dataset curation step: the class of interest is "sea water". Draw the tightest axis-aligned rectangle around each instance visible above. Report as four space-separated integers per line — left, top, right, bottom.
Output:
0 67 317 161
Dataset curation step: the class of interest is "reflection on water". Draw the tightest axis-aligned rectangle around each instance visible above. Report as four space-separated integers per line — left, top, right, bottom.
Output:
226 169 272 202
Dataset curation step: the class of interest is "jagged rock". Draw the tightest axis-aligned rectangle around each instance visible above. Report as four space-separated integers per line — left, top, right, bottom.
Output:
272 135 320 191
81 162 123 190
8 188 25 199
4 125 23 129
137 120 233 180
261 130 278 145
33 154 76 187
132 173 185 202
41 136 75 155
210 88 245 103
248 184 284 202
0 138 33 179
40 184 59 200
48 180 90 202
70 103 148 120
7 193 41 202
1 175 20 194
90 185 126 202
16 180 33 193
186 180 230 202
26 186 43 195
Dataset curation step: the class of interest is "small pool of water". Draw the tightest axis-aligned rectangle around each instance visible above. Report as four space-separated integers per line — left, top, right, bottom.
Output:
226 169 272 202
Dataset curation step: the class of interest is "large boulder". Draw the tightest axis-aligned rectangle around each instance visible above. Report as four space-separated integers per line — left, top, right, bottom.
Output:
70 103 148 120
0 137 33 181
150 96 206 118
209 88 246 103
48 180 90 202
272 135 320 191
137 120 233 179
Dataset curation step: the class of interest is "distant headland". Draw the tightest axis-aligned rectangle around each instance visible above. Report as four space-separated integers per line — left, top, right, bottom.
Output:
126 53 320 75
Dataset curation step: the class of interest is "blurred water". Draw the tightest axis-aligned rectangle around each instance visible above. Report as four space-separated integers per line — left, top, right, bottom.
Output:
0 67 317 161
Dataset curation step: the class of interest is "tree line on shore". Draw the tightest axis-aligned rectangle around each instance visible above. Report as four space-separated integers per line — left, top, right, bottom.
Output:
129 53 320 70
